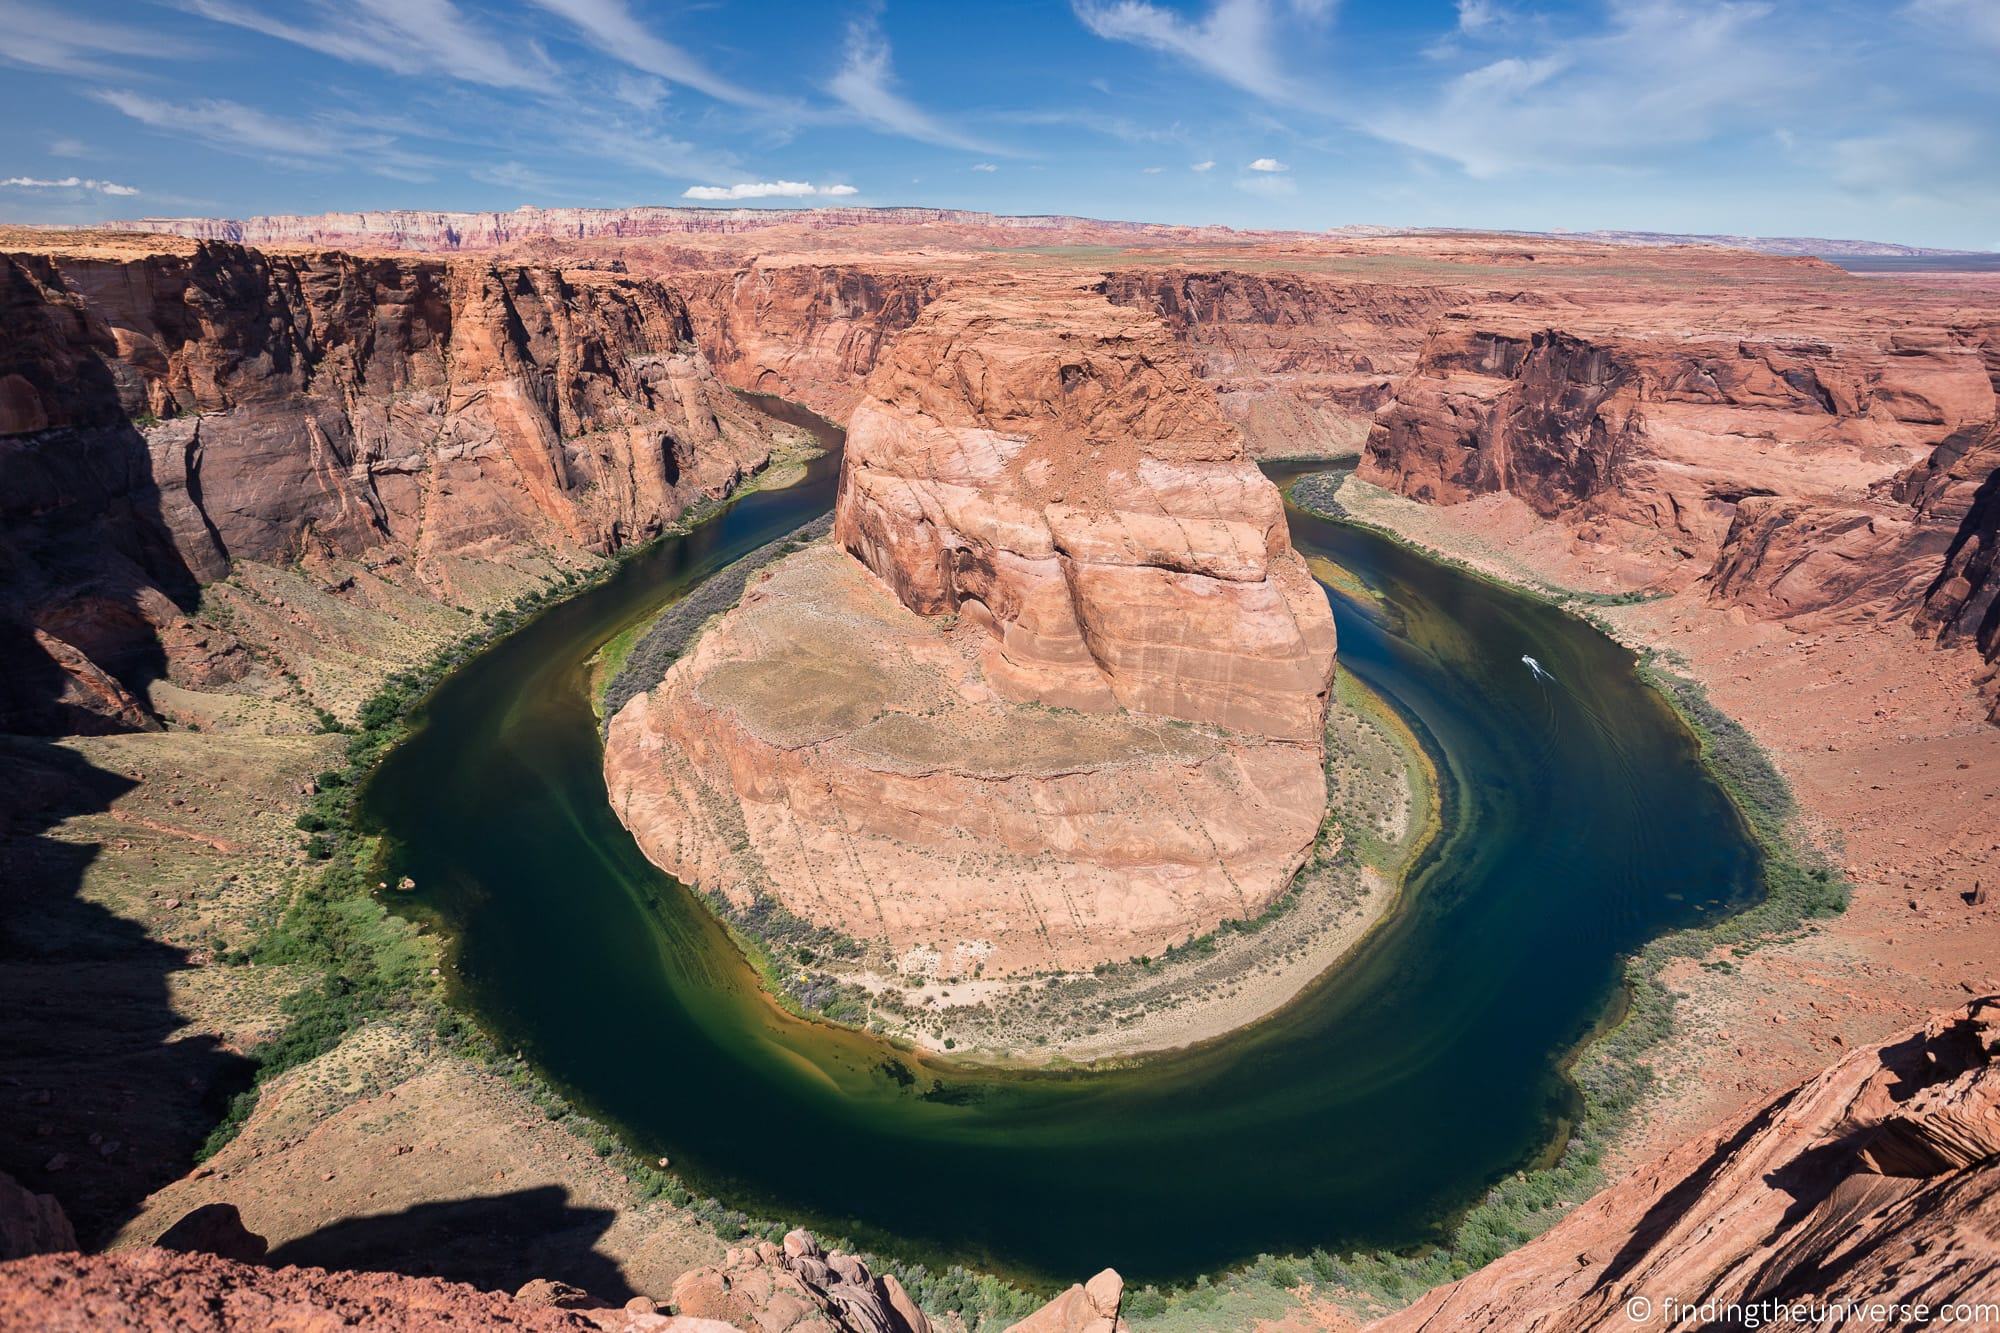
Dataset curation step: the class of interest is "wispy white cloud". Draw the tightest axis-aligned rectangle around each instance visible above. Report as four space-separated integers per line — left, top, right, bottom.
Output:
971 162 998 172
529 0 784 110
612 73 669 111
1907 0 2000 50
1247 156 1287 171
1367 0 1808 177
829 15 1006 152
1191 159 1216 171
2 174 139 196
92 89 438 179
682 180 860 200
47 137 90 159
1455 0 1510 33
0 0 201 77
185 0 554 90
1072 0 1329 108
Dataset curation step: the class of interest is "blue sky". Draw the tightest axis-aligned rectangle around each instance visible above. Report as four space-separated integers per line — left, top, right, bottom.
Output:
2 0 1996 249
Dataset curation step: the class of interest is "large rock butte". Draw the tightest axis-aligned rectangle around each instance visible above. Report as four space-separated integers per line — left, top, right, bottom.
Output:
606 282 1336 975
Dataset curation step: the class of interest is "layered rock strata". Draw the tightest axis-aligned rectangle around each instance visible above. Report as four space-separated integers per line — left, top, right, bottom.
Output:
679 265 944 423
1373 998 2000 1331
1359 308 2000 696
0 242 780 732
1101 269 1472 458
607 284 1335 974
118 207 1185 251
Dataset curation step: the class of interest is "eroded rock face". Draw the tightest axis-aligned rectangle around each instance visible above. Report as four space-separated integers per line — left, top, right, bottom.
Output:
0 1169 76 1261
606 545 1328 972
1371 999 2000 1331
680 265 944 423
0 242 779 732
1003 1268 1125 1333
670 1229 930 1333
607 283 1334 973
1102 269 1473 458
1359 309 2000 700
836 284 1336 743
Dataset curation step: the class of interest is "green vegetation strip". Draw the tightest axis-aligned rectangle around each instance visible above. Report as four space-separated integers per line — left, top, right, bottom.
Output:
201 518 1040 1329
598 514 835 725
1161 478 1854 1324
198 470 1852 1330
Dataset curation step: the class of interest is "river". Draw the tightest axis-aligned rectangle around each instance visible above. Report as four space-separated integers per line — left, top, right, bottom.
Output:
361 404 1759 1286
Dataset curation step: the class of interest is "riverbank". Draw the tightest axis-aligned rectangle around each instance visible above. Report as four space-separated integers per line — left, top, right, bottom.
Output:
1298 471 1998 1181
58 410 1044 1325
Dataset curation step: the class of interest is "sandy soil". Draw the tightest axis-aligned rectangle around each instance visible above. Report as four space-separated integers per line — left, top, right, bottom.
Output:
1327 473 2000 1175
113 1026 724 1303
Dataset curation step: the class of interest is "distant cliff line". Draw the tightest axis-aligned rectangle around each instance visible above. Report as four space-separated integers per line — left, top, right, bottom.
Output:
110 205 1206 250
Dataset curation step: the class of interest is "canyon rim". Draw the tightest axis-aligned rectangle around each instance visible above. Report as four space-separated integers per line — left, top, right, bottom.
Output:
4 1 2000 1327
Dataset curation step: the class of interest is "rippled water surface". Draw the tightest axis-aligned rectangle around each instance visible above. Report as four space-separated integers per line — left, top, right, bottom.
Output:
363 418 1760 1284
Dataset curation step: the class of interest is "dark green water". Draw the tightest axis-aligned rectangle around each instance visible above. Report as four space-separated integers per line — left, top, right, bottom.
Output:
361 416 1760 1287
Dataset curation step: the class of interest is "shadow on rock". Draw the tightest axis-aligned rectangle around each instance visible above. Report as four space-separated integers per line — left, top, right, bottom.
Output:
266 1185 637 1303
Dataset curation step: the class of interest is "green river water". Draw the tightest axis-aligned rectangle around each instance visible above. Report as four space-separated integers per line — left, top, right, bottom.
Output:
361 403 1760 1286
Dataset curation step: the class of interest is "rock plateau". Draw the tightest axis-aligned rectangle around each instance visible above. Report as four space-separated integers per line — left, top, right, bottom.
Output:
606 281 1336 974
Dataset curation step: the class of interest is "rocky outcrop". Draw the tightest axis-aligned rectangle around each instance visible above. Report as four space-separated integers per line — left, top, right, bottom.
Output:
679 265 944 422
1101 270 1472 458
0 241 781 733
607 282 1335 974
0 1234 1132 1332
669 1229 930 1333
1003 1268 1125 1333
0 1247 694 1331
837 284 1336 742
0 1170 76 1261
1372 998 2000 1331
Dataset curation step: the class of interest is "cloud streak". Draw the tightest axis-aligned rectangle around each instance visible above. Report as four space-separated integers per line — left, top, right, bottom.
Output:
2 175 139 195
529 0 786 110
185 0 555 90
0 0 202 77
682 180 859 200
93 89 438 179
1072 0 1329 108
1366 0 1810 177
829 16 1006 153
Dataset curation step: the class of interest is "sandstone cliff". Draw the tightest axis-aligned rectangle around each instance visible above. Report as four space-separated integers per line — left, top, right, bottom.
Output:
119 207 1187 252
1358 307 2000 700
1101 269 1473 458
836 285 1336 741
606 282 1336 974
679 264 945 423
1373 998 2000 1331
0 241 781 733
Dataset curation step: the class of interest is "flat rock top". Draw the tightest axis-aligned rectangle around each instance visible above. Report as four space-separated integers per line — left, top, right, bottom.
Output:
686 542 1215 777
